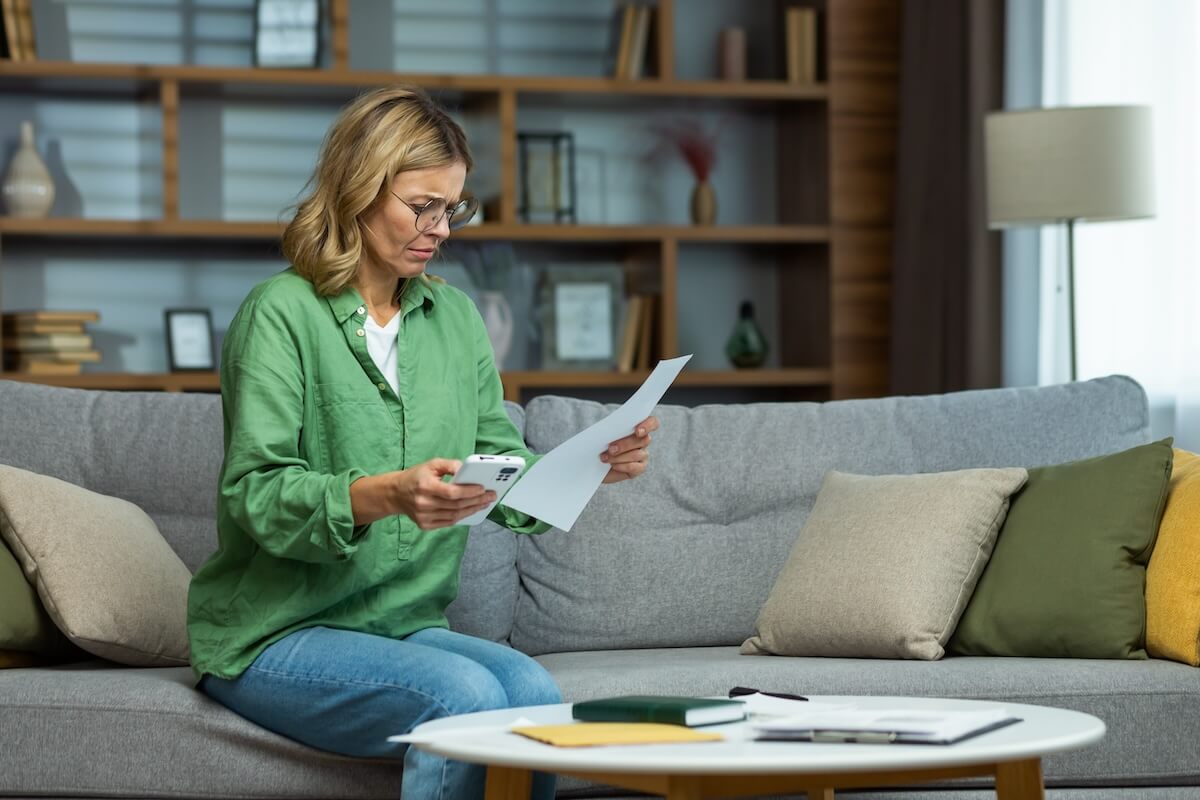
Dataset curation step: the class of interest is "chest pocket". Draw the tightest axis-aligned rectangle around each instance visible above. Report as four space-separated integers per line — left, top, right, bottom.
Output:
314 381 399 473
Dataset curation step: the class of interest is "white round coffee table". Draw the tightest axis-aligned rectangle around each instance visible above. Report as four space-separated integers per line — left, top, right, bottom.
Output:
405 695 1105 799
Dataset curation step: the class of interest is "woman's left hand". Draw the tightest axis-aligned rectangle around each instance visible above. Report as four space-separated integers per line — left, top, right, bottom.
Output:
600 416 660 484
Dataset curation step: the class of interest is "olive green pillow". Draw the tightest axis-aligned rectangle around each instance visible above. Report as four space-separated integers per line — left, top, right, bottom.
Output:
0 538 79 661
950 438 1173 659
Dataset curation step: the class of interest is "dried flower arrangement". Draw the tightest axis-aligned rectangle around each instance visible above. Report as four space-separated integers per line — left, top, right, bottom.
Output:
650 118 723 182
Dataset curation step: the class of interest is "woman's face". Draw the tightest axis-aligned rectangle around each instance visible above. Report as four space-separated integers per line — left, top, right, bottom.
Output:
360 161 467 281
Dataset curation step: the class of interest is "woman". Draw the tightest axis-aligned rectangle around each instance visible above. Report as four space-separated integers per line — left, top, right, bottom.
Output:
186 86 659 800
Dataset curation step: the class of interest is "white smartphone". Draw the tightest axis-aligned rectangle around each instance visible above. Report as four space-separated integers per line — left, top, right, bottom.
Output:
449 454 526 526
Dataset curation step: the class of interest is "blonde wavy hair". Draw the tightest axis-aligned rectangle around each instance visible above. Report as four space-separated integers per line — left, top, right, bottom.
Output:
282 86 473 297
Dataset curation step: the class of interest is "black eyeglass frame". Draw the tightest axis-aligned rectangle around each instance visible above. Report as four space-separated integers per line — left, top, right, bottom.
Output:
391 192 479 232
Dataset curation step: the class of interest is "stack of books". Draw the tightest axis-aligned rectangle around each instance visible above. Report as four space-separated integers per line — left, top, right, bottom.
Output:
2 310 101 375
616 294 657 373
1 0 38 61
613 3 653 80
784 7 818 85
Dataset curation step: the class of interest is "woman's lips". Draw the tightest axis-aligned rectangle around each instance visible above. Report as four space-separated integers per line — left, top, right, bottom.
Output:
408 247 435 260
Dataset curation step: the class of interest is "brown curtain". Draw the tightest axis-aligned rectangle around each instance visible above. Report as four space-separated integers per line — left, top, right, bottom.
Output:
890 0 1006 395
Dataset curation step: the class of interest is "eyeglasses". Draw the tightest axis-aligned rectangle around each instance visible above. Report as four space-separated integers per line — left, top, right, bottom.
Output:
391 192 480 233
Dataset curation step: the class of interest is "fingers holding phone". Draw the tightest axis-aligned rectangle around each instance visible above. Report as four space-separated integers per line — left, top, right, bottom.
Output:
396 458 496 530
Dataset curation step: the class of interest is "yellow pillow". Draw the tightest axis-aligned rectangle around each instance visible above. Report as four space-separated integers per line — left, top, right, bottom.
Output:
1146 448 1200 665
0 649 42 669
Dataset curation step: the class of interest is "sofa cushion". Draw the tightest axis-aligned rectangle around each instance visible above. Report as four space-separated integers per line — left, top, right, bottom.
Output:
0 663 403 799
0 381 223 572
537 647 1200 788
950 439 1172 660
1147 449 1200 666
0 465 192 667
513 376 1151 655
0 538 79 659
741 468 1027 660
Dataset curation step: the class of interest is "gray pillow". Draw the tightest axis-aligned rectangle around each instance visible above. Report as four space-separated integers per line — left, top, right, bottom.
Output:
742 467 1028 660
0 465 191 666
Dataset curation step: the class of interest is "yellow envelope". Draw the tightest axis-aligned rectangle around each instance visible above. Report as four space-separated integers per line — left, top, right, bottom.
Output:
512 723 723 747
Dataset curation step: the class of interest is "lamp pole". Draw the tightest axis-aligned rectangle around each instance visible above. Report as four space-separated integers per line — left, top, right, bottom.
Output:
1066 217 1077 382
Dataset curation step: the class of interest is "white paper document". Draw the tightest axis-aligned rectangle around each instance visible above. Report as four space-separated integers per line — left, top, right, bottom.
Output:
387 716 536 745
501 354 693 531
753 707 1019 744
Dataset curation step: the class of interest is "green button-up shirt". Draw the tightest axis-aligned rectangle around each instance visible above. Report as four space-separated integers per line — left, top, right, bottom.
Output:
187 268 548 680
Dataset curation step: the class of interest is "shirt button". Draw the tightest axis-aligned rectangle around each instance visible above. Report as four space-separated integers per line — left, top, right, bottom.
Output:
377 382 387 391
357 306 366 315
356 329 365 337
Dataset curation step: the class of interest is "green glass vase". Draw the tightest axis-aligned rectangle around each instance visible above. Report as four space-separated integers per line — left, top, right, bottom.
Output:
725 300 768 368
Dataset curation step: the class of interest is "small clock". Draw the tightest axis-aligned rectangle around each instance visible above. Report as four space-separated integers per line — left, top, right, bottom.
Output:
254 0 322 69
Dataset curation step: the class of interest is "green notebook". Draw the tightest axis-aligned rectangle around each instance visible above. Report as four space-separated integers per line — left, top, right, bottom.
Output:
572 695 746 727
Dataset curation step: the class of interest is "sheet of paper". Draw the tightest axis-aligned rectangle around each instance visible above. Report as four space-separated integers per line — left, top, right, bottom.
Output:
752 707 1015 742
502 354 692 531
387 716 537 745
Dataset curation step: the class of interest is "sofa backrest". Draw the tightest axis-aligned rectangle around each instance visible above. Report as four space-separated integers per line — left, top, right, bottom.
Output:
0 379 520 644
509 376 1152 655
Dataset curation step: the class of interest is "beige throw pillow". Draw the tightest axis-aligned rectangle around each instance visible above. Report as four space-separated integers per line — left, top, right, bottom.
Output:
0 465 191 666
742 468 1028 660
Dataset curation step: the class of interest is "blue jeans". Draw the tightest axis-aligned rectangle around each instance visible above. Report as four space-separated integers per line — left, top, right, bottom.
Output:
200 626 561 800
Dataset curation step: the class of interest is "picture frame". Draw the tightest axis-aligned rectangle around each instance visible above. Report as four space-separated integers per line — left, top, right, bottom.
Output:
537 266 624 371
517 131 577 224
253 0 321 69
164 308 215 372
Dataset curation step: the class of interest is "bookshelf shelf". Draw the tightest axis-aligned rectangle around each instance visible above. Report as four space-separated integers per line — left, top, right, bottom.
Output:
0 217 831 244
0 371 221 393
0 367 832 400
0 61 828 104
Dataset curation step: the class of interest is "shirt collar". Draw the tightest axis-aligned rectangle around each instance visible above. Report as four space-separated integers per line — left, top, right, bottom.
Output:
326 275 436 324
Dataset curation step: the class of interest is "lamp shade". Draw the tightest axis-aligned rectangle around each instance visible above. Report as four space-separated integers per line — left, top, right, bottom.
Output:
985 105 1155 227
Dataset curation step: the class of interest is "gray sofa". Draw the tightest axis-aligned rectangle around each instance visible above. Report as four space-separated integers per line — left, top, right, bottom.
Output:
1 375 1197 800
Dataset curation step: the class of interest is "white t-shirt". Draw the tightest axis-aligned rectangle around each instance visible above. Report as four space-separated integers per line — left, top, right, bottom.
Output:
364 312 401 396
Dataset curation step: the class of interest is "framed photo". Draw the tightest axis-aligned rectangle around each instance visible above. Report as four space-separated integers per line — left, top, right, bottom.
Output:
538 266 624 370
517 131 577 224
254 0 321 68
164 309 215 372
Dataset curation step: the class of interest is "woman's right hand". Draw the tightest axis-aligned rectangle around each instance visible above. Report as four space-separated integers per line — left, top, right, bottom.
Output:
350 459 495 528
393 458 496 530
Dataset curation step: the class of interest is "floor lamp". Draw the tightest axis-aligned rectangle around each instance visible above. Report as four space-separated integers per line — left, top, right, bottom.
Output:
984 106 1155 381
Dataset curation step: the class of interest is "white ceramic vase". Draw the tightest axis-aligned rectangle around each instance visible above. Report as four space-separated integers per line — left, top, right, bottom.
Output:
3 121 55 218
479 290 514 370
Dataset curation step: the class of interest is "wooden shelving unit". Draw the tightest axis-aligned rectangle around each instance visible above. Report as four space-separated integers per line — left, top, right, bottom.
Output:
0 0 898 402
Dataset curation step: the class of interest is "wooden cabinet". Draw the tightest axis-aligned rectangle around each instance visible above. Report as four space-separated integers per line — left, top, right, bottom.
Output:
0 0 896 400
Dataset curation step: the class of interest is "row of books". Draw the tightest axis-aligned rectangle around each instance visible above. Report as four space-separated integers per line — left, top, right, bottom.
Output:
0 0 36 61
616 294 657 373
613 3 654 80
1 311 101 375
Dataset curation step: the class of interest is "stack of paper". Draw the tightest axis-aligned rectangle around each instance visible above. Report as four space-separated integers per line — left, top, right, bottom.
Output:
753 707 1019 745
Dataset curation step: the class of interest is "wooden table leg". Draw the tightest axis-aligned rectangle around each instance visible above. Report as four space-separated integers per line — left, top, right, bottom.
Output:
995 759 1045 800
665 775 703 799
484 766 532 799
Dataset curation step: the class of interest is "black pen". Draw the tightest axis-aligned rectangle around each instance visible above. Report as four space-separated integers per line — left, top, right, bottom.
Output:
728 686 808 702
